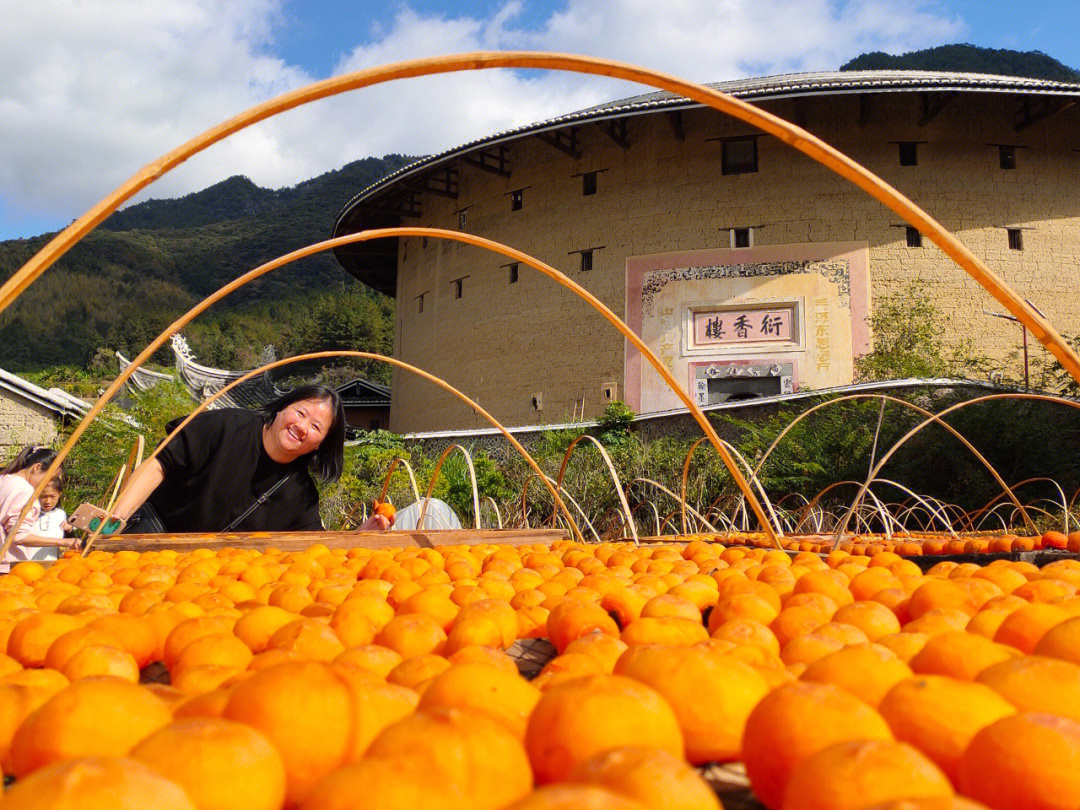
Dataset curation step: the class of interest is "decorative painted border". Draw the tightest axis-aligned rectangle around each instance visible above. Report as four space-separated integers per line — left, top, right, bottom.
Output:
641 259 850 318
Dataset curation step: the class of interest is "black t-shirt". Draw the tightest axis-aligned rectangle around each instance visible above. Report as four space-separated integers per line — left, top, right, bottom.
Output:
146 409 323 533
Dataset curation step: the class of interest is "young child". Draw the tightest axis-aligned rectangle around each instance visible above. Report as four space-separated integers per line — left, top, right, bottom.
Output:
0 445 76 572
31 477 68 562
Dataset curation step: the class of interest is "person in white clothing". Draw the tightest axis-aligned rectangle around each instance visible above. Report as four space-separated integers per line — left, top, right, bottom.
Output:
0 446 77 573
29 478 67 562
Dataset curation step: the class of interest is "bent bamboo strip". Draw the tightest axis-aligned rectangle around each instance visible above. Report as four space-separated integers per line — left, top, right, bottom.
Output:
3 52 1076 384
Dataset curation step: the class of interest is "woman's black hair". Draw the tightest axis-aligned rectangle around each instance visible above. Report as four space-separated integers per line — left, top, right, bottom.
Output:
261 385 346 483
2 445 64 482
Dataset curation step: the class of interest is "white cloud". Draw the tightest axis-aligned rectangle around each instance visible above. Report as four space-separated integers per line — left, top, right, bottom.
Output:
0 0 964 238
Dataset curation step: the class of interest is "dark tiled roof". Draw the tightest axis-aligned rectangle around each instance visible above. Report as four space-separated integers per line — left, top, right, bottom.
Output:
337 378 391 407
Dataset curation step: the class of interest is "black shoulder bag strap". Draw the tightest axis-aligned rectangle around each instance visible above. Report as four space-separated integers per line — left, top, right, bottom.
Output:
220 473 293 534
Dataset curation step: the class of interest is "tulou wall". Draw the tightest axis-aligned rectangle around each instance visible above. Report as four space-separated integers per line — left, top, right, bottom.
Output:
385 91 1080 432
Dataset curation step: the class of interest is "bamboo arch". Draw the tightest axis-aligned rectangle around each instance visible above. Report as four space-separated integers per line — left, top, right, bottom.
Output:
8 224 783 556
748 393 1036 534
342 455 422 529
4 52 1077 385
833 392 1080 545
5 51 1077 549
417 444 481 530
68 350 581 553
548 434 639 544
679 436 781 537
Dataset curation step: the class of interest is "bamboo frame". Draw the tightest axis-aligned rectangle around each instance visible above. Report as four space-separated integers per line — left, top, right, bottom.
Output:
548 434 639 544
4 51 1076 551
833 392 1080 545
4 52 1076 380
417 444 481 530
7 225 780 557
750 393 1035 534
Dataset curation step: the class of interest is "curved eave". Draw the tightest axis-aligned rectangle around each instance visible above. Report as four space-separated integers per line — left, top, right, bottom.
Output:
332 69 1080 296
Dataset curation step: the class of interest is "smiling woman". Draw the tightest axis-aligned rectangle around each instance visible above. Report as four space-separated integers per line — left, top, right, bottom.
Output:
110 385 355 533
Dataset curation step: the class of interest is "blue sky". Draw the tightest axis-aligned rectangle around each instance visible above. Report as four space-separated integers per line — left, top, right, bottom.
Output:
1 0 1077 241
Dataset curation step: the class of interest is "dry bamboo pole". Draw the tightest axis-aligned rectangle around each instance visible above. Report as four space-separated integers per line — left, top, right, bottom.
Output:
749 393 1036 534
342 455 422 529
548 434 638 544
417 444 482 530
7 223 777 555
4 52 1077 385
81 436 144 556
679 435 782 537
8 54 1072 545
55 349 584 557
832 392 1080 546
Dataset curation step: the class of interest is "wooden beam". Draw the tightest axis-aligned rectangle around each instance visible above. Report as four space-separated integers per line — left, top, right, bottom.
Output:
95 528 570 553
536 128 581 160
918 91 956 127
1016 98 1077 133
402 167 459 199
793 98 809 130
597 119 629 149
666 110 685 141
462 146 511 177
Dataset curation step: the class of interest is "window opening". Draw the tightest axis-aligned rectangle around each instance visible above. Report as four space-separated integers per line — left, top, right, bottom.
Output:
457 210 467 230
906 226 922 248
722 137 758 175
1007 228 1024 250
731 228 752 249
582 171 597 196
999 145 1016 170
417 293 425 314
581 250 593 272
898 142 918 166
453 278 464 299
508 263 519 284
510 189 523 211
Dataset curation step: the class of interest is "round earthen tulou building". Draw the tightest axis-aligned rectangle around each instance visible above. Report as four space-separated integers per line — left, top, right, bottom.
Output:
332 70 1080 432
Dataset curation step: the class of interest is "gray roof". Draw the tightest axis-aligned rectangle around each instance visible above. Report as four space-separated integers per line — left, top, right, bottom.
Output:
0 368 91 419
333 69 1080 231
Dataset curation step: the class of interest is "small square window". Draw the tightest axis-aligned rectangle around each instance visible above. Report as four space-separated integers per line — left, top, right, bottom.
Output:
731 228 751 248
453 278 463 299
510 189 523 211
906 226 922 248
999 146 1016 170
722 138 758 175
508 263 519 284
898 142 918 166
581 250 593 272
457 210 468 230
582 172 597 196
1007 228 1023 250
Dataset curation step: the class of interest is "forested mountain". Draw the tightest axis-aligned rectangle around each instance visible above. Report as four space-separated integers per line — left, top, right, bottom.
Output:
0 155 414 379
841 44 1080 81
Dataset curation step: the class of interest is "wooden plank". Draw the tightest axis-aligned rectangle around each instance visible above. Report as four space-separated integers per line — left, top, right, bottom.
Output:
93 528 569 553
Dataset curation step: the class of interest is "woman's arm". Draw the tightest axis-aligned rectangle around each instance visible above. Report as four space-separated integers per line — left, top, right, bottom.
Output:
19 533 78 548
110 458 165 521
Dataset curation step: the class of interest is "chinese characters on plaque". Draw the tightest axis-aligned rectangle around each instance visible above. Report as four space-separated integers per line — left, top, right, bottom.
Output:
694 308 794 345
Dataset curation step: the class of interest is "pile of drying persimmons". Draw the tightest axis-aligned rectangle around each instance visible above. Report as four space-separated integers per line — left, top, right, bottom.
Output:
3 538 1080 809
691 529 1080 556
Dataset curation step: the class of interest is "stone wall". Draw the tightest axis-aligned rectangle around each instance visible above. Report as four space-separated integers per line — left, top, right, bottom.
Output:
388 91 1080 432
0 390 59 450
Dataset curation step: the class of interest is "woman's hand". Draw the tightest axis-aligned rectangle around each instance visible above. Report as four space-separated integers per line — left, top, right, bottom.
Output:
357 514 391 531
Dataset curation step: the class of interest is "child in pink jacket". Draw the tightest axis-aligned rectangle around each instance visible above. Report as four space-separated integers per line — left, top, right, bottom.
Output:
0 446 76 572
